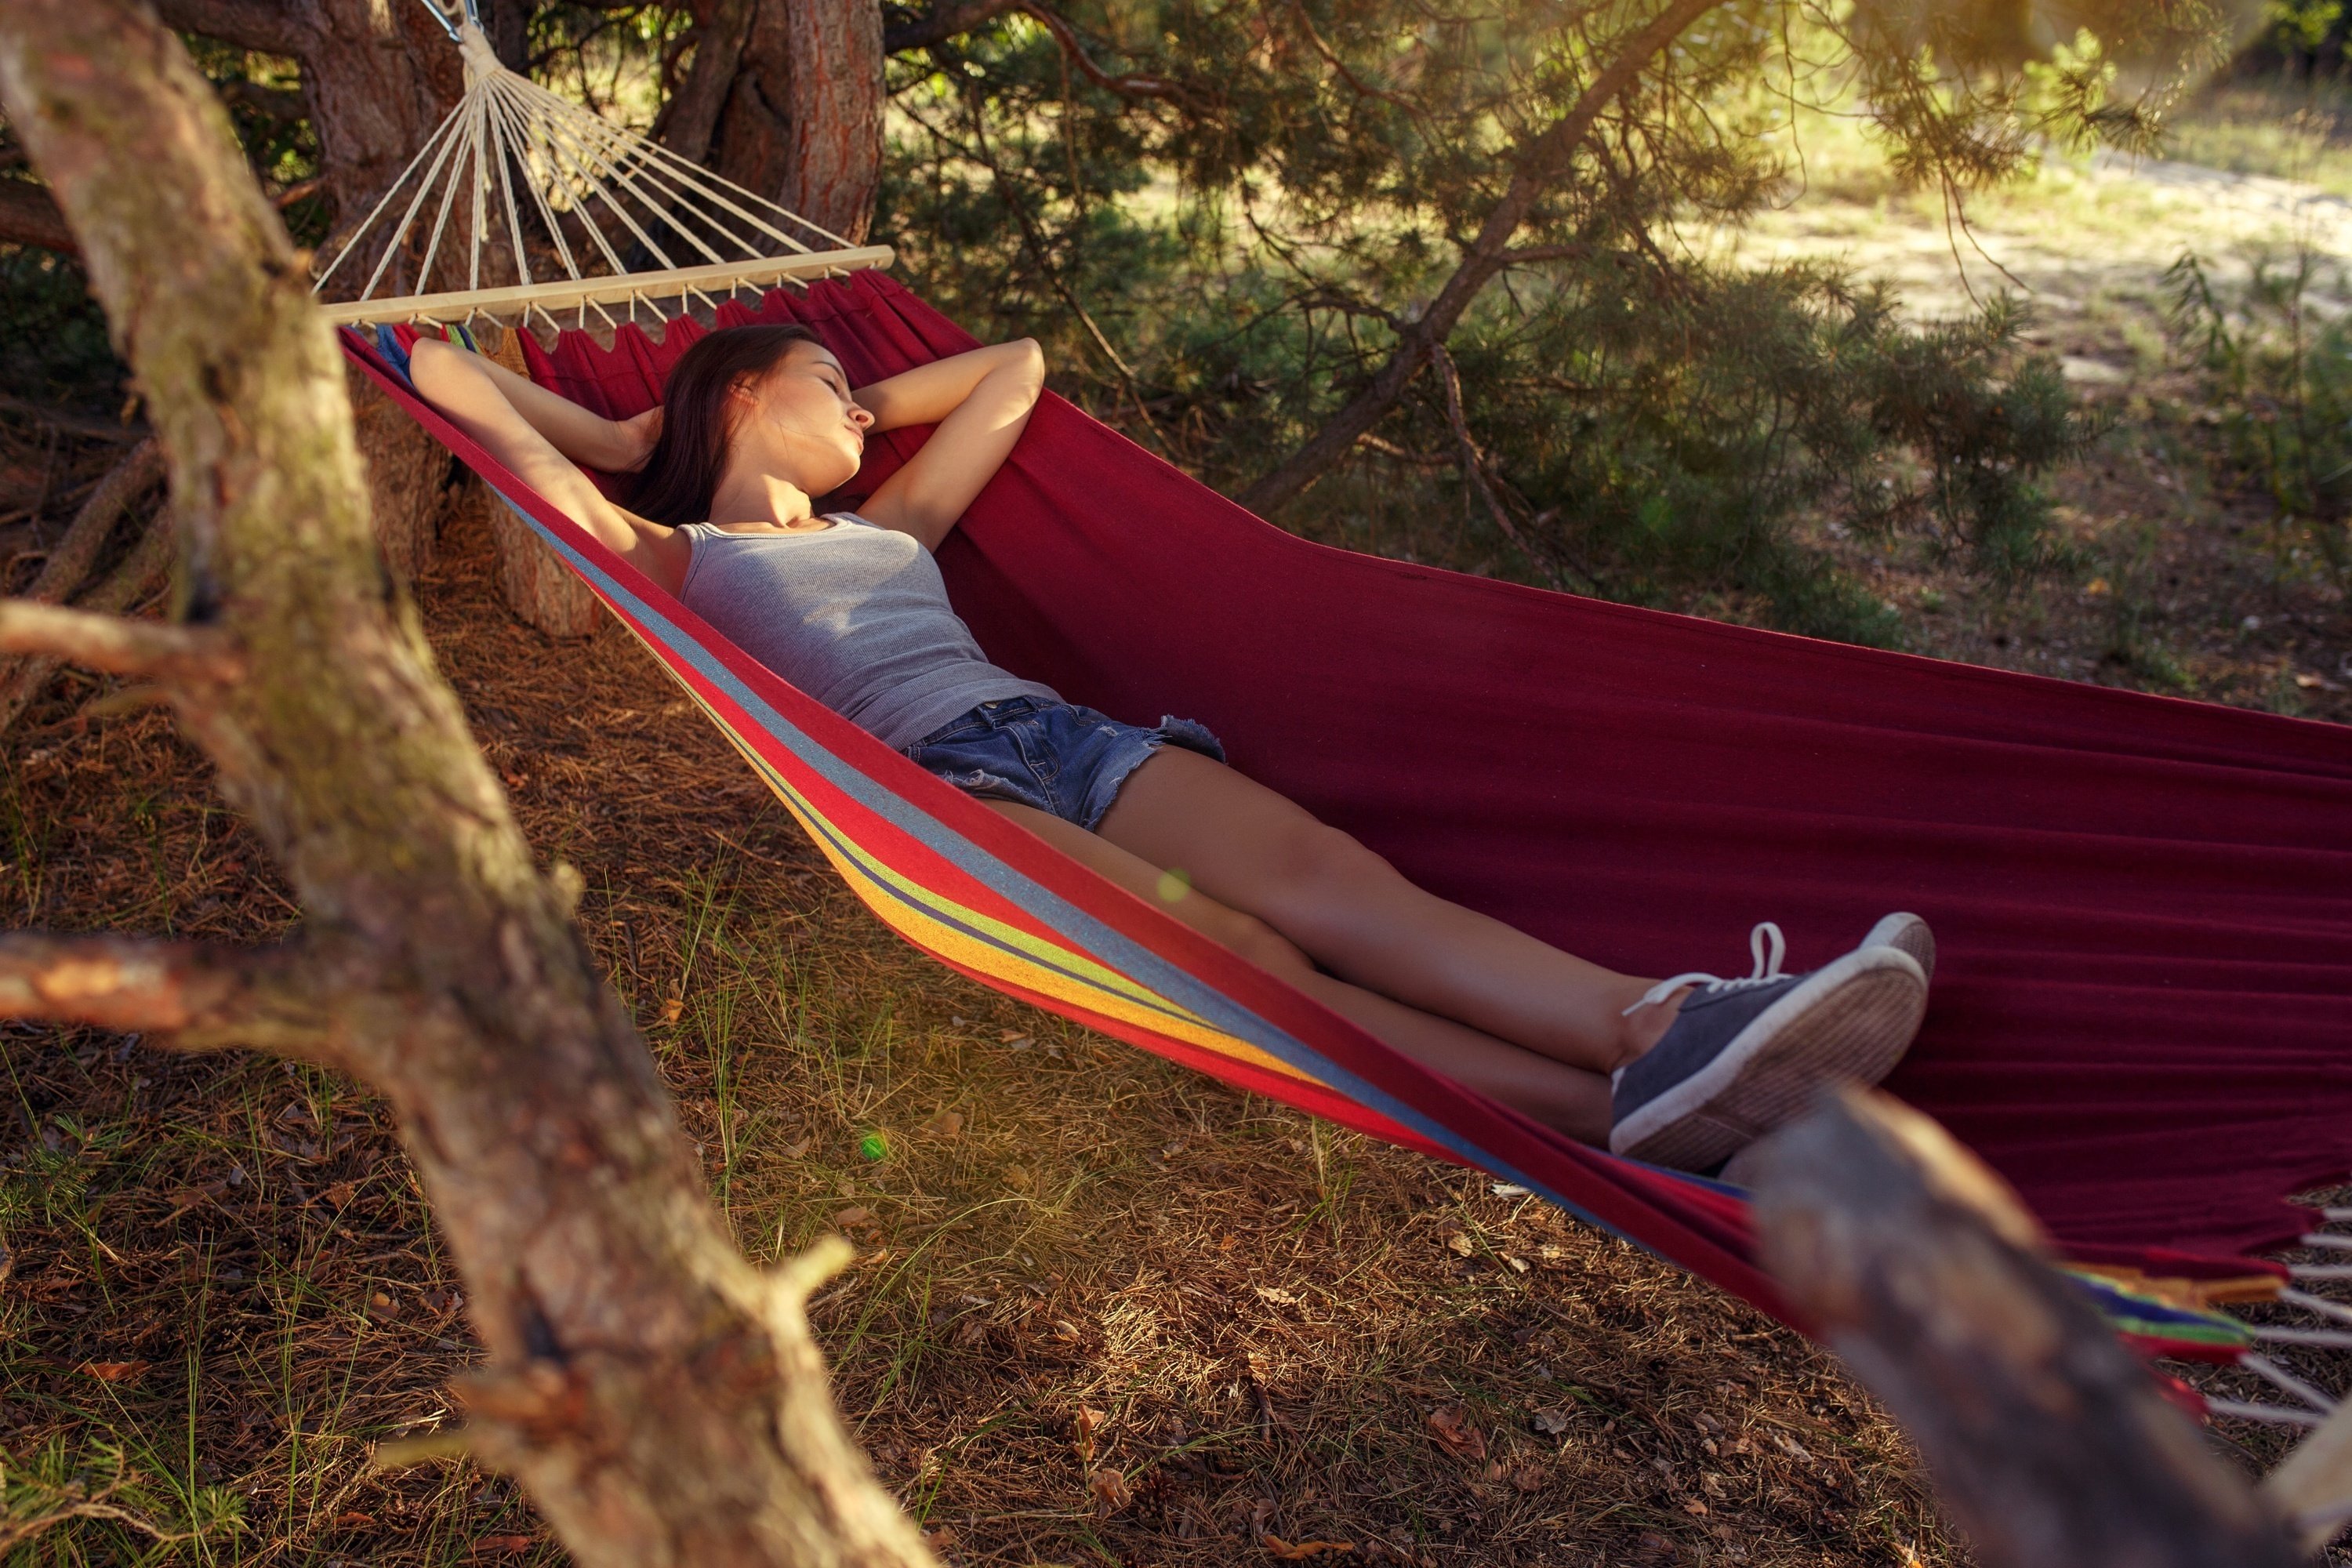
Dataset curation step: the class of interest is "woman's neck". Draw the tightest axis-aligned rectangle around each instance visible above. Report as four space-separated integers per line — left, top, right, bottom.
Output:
704 466 816 532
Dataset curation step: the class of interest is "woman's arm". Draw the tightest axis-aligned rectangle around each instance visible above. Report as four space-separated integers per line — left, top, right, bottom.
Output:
852 339 1044 551
408 337 681 588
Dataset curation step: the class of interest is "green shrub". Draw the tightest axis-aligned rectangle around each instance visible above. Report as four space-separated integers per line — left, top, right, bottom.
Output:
2166 245 2352 593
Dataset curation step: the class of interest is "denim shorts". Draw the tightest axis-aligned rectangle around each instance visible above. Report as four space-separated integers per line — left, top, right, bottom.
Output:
904 696 1225 829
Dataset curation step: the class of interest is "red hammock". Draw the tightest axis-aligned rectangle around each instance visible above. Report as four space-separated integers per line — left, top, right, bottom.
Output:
352 270 2352 1330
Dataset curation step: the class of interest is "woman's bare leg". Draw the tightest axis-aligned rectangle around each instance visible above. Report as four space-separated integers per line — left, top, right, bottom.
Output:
982 800 1619 1141
1092 747 1675 1075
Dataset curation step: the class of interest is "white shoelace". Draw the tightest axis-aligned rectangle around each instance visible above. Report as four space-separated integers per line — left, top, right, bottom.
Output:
1621 921 1789 1017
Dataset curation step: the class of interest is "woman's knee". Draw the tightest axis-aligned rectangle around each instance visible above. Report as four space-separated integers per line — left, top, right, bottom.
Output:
1258 820 1397 906
1199 904 1315 978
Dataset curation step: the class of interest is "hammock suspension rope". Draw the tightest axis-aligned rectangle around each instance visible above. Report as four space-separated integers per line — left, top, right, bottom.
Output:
309 0 890 327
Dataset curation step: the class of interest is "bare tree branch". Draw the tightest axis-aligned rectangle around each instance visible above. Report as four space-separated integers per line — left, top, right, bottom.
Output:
1240 0 1726 516
149 0 313 56
0 176 75 253
0 599 240 684
884 0 1021 55
1428 342 1563 590
0 503 177 736
1014 3 1198 103
885 0 1196 101
0 931 341 1053
1750 1087 2303 1568
16 437 162 609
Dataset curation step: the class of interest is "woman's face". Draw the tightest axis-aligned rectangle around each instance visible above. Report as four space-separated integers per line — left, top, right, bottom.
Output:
732 342 874 495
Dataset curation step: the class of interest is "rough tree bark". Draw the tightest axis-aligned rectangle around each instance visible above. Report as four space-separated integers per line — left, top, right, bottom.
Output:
1748 1088 2307 1568
663 0 884 243
0 5 937 1565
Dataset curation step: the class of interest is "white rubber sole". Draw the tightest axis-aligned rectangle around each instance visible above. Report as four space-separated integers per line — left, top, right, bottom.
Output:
1861 911 1935 987
1610 946 1928 1172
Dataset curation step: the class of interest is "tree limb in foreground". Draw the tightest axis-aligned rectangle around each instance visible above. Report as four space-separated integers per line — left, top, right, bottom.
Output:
1748 1087 2303 1568
0 2 935 1563
1238 0 1725 517
0 931 349 1057
0 600 241 684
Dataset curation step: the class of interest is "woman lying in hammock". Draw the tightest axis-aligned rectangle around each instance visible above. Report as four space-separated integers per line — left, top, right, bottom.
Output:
408 324 1935 1174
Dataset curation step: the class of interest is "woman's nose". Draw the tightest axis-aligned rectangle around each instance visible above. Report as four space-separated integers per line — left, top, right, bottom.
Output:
851 406 875 429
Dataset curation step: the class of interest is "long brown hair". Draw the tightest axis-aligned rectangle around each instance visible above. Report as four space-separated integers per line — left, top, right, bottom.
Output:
626 323 822 526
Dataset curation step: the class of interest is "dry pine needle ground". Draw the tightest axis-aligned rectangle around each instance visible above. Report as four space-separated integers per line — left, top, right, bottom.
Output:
6 464 1962 1566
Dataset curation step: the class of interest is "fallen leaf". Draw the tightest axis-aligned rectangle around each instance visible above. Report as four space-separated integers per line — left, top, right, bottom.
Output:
1530 1409 1571 1436
330 1511 377 1528
1004 1165 1033 1192
1502 1254 1530 1273
1424 1404 1486 1461
1217 1234 1239 1251
921 1109 964 1139
1254 1286 1298 1305
1073 1405 1106 1464
1264 1535 1355 1559
656 996 683 1025
472 1535 536 1557
1682 1499 1709 1516
322 1181 358 1209
781 1137 813 1159
80 1360 150 1383
924 1526 959 1550
1445 1232 1475 1257
1088 1466 1132 1515
1508 1462 1546 1494
832 1206 874 1228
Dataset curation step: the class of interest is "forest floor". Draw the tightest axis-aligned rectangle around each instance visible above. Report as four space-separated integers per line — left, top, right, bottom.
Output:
1733 100 2352 725
2 98 2350 1568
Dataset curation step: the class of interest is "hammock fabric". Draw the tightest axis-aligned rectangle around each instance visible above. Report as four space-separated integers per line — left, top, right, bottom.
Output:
343 270 2352 1340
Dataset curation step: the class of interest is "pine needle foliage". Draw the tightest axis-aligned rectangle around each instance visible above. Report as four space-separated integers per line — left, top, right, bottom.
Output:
881 0 2240 640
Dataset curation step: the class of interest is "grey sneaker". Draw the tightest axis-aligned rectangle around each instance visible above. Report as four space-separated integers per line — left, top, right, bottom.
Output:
1608 923 1928 1171
1862 911 1936 985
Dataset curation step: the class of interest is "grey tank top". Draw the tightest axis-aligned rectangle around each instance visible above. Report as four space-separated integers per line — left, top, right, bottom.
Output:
676 515 1062 750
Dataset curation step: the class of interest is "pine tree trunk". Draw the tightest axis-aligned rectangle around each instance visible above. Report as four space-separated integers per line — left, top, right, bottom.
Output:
0 7 938 1565
669 0 884 242
348 363 449 584
461 470 606 638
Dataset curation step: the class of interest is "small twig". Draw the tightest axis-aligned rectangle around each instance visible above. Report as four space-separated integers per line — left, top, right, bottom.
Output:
1501 242 1592 267
1354 433 1454 468
0 394 145 445
1427 342 1563 590
0 1488 201 1552
0 597 238 684
373 1427 476 1470
1287 0 1416 113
